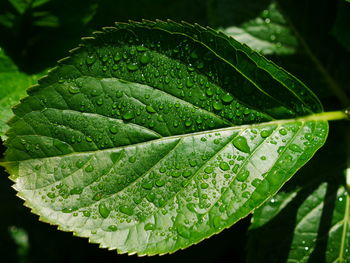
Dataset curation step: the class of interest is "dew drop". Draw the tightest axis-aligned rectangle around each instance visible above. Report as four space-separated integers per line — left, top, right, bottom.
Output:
98 203 110 218
119 205 133 216
139 53 150 64
232 136 250 153
236 170 250 182
290 144 302 153
219 161 230 171
221 93 234 103
146 105 156 113
144 223 156 231
279 128 287 135
68 86 80 94
122 111 134 121
109 125 118 134
108 225 118 232
85 165 94 173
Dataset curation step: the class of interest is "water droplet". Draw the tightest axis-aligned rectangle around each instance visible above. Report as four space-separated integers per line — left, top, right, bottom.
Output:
119 205 133 216
200 182 209 189
98 203 110 218
47 192 56 199
92 193 103 201
213 101 224 111
155 179 165 187
139 53 150 64
143 223 155 231
185 119 193 127
83 211 91 217
146 105 156 113
290 144 302 153
260 130 271 138
68 86 80 94
108 225 118 231
204 166 214 174
115 90 123 98
127 63 138 71
142 182 153 190
76 160 84 168
182 171 192 178
221 93 234 103
236 170 250 182
279 128 287 135
232 136 250 153
85 165 94 173
128 156 136 163
122 111 134 121
109 125 118 134
219 161 230 171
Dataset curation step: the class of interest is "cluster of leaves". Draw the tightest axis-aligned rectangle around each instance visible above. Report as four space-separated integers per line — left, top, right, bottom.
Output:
0 0 349 262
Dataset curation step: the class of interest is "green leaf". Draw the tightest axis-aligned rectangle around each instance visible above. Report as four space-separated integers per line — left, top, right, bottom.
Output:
0 47 44 140
1 21 329 255
249 183 350 263
247 126 350 263
221 2 298 55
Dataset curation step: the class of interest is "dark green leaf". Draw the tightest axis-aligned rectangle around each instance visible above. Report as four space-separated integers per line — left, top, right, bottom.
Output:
1 21 329 255
221 2 298 55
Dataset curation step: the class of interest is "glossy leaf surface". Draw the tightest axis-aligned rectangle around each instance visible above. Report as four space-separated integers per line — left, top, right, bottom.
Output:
2 21 328 255
248 127 350 263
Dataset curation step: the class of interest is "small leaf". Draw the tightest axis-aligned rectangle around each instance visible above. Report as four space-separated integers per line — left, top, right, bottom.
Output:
1 21 328 255
0 47 45 140
220 2 298 55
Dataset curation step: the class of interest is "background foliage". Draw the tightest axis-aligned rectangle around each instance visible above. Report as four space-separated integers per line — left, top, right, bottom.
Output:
0 0 349 262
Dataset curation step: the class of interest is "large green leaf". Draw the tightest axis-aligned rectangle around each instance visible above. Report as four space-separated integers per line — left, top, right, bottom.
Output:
1 21 330 255
0 47 44 140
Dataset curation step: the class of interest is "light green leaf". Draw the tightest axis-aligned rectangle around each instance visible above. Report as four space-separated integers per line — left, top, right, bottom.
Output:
247 127 350 263
1 21 331 255
220 2 298 55
0 47 44 140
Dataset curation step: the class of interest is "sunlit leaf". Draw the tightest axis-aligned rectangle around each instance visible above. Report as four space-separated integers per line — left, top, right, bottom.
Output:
1 21 329 255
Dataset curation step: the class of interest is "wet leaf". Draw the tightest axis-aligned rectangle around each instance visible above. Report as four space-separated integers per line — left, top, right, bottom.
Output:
1 21 328 255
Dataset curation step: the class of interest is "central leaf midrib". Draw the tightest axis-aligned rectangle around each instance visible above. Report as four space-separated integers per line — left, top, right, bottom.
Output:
5 113 329 164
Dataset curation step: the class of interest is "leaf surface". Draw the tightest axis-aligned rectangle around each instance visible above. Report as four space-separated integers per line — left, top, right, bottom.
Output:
247 127 350 263
1 21 328 255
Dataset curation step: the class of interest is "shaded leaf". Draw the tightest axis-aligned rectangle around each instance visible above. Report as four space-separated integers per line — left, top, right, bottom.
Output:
221 2 298 55
0 47 44 140
1 21 329 255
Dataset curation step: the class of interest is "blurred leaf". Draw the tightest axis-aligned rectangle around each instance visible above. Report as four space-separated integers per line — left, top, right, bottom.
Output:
8 226 29 263
8 0 29 14
221 2 298 55
0 47 46 140
207 0 271 27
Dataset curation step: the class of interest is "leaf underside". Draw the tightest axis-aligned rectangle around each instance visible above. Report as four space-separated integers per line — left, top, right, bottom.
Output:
2 20 328 255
